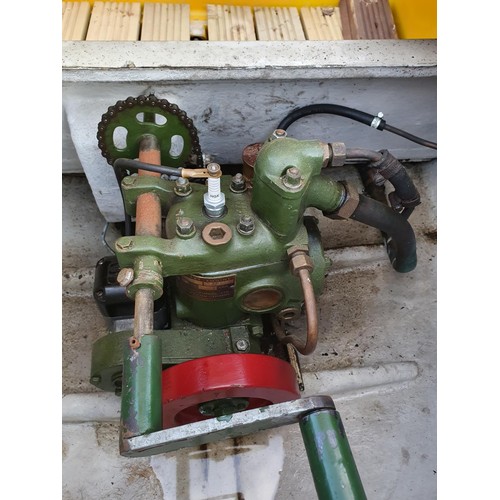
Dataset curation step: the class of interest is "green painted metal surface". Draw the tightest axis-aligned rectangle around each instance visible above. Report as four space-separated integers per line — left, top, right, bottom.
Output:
91 323 261 392
120 335 163 439
251 138 344 240
300 409 367 500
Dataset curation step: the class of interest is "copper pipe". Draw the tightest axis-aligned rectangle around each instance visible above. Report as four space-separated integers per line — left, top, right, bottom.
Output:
135 135 162 237
273 268 319 355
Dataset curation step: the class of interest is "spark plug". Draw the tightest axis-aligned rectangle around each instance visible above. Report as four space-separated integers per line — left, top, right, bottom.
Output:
203 162 225 217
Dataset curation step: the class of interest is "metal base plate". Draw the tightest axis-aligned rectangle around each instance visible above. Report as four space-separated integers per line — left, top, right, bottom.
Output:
120 395 335 457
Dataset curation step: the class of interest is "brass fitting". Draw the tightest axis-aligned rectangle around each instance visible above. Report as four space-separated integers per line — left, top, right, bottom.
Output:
329 142 347 167
287 246 314 275
335 182 360 219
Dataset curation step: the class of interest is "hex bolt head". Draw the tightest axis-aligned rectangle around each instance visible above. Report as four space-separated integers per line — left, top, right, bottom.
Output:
270 129 287 141
117 267 134 287
282 166 303 189
230 173 246 193
122 176 136 186
176 217 195 236
235 339 250 351
237 215 255 235
174 177 192 196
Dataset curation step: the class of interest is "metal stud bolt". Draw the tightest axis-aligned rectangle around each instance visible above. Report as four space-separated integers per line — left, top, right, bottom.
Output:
235 339 250 351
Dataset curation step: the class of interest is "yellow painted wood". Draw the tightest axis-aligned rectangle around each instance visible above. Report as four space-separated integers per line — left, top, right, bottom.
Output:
62 2 91 40
141 3 190 40
254 7 305 41
86 1 141 40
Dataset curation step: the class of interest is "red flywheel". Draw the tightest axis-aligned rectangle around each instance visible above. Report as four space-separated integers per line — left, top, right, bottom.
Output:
162 353 300 429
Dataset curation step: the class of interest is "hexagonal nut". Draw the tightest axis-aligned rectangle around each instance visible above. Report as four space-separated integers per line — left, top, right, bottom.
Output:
289 252 313 275
176 217 196 237
269 129 287 141
237 215 255 235
330 142 347 167
335 182 360 219
235 339 250 351
203 191 226 217
174 178 192 196
230 173 247 193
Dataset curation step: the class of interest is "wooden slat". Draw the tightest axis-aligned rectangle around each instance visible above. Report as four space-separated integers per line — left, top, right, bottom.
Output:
141 3 190 41
86 2 141 41
301 7 343 40
338 0 353 39
378 0 398 39
339 0 398 40
207 4 255 41
62 2 91 40
254 7 305 41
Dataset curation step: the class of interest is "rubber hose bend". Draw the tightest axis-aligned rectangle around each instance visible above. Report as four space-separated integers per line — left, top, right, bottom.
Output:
338 194 417 273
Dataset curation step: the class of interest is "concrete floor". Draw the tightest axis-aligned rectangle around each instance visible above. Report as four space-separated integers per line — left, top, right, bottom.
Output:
62 160 436 499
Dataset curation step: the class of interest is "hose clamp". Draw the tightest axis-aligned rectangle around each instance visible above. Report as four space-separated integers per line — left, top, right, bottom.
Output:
370 112 384 129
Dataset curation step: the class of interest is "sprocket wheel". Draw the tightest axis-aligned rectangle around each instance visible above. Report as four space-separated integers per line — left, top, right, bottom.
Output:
96 94 203 168
161 353 301 429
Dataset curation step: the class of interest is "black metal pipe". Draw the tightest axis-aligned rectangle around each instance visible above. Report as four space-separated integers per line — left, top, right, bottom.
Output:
114 158 183 177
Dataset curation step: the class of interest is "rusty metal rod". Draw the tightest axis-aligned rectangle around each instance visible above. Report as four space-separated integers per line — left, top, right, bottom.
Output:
133 288 155 340
273 268 319 356
135 135 162 238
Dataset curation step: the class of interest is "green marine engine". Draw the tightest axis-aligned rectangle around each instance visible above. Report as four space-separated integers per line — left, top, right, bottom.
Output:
89 94 425 498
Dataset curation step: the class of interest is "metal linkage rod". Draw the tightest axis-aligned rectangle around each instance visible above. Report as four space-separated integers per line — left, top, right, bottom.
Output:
120 134 164 441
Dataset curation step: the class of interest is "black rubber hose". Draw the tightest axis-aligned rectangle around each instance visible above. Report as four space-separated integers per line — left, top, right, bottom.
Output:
277 104 437 150
384 124 437 150
278 104 383 131
342 195 417 273
114 158 183 177
369 149 421 209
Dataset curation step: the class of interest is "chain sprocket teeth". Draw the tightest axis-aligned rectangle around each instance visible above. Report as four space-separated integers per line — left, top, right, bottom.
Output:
96 94 203 167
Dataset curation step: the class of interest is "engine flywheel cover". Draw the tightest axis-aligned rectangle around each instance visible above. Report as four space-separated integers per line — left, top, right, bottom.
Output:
162 353 301 428
96 94 203 168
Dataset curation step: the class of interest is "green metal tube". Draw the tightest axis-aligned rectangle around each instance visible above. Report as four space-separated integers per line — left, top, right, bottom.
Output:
299 409 367 500
306 176 345 213
120 335 163 444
